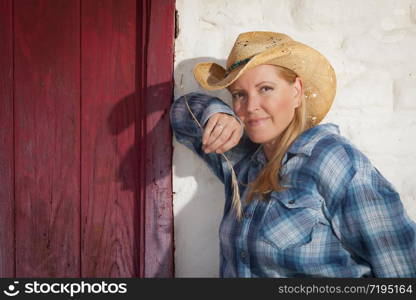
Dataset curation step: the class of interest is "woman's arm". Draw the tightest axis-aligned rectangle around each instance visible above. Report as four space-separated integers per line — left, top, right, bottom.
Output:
170 92 258 184
335 167 416 277
314 139 416 277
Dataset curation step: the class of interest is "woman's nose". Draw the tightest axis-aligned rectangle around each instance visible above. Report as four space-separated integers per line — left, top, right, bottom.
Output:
246 94 261 112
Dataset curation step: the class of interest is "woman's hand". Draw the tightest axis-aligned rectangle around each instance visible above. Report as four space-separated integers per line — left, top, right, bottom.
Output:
202 113 243 154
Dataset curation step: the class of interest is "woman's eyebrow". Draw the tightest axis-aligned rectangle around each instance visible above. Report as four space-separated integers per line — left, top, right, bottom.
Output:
255 81 276 87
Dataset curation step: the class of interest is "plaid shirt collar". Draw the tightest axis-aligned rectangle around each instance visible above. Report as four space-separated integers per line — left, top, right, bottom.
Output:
252 123 341 166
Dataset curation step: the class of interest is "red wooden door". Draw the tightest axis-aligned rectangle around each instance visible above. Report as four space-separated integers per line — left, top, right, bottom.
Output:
0 0 174 277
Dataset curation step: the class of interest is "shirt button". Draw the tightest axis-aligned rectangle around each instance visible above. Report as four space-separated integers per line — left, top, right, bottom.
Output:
240 251 248 258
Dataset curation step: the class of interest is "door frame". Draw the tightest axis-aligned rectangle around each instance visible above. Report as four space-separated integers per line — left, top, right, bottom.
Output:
138 0 175 277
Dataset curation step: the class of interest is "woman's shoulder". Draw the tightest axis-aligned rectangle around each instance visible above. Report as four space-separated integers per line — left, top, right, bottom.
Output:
288 123 377 197
291 123 371 170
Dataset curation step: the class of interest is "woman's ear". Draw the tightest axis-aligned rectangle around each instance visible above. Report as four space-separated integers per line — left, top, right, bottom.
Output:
292 77 303 108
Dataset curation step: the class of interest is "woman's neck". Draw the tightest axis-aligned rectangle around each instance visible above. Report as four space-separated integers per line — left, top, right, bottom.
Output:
262 137 280 161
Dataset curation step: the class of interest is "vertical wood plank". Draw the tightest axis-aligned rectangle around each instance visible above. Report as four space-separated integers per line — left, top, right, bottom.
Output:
14 0 80 277
142 0 175 277
0 0 15 277
136 0 149 279
81 0 138 277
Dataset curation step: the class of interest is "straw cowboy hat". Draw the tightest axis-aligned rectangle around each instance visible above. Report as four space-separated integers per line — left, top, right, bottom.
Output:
193 31 337 126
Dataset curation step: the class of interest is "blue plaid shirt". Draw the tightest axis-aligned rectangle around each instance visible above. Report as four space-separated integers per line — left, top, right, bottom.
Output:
170 92 416 278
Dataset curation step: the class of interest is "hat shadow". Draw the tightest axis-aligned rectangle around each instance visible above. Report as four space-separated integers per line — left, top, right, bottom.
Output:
173 57 233 277
174 57 231 103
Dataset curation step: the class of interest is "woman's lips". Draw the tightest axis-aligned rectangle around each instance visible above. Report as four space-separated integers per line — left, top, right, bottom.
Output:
246 117 270 127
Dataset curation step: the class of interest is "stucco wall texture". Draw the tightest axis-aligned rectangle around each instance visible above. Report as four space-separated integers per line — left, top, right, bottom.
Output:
172 0 416 277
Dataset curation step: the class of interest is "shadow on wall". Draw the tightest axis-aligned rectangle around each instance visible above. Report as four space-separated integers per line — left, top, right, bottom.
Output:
172 57 236 277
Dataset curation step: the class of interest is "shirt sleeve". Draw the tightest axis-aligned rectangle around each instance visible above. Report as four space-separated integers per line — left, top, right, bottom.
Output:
332 164 416 277
170 92 258 184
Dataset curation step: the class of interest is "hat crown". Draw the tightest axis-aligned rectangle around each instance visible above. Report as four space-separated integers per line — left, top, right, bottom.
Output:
226 32 293 69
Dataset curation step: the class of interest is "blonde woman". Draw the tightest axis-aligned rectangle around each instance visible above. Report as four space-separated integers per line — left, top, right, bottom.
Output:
170 32 416 277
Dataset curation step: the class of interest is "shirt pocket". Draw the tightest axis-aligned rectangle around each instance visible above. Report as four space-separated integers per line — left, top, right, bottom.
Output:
259 191 322 250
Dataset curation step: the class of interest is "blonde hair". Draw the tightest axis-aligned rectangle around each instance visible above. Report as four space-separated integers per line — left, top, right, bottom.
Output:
242 65 309 204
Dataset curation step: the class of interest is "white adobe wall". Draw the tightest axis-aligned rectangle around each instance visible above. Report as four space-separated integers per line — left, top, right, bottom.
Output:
173 0 416 277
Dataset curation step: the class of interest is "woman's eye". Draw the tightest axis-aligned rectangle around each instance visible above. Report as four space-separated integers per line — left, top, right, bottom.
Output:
232 92 244 100
260 86 273 93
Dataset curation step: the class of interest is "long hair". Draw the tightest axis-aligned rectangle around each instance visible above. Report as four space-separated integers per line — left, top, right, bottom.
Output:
244 65 309 204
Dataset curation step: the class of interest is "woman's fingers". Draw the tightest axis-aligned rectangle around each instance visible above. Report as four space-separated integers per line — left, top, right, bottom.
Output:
204 126 233 153
202 113 242 154
202 114 229 148
202 114 222 145
216 128 241 153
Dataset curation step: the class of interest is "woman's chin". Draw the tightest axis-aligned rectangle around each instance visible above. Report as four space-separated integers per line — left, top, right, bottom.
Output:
247 130 282 145
247 134 271 144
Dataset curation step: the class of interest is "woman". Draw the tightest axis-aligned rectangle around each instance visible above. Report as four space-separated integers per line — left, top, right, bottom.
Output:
170 31 416 277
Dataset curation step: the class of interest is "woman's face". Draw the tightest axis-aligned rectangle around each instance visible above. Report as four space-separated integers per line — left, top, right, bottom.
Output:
230 64 302 144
